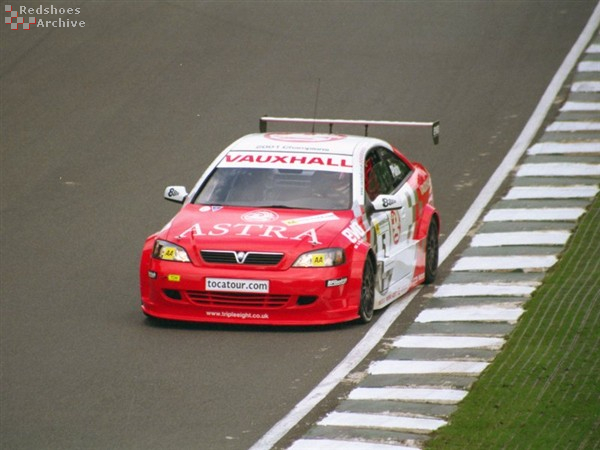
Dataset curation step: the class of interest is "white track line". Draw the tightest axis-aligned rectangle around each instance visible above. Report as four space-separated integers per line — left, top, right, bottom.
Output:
348 387 468 404
318 411 447 432
571 81 600 92
435 283 537 298
415 306 524 323
452 255 557 271
546 121 600 132
503 185 599 199
483 208 586 222
516 163 600 177
249 5 600 449
560 101 600 111
369 360 489 375
471 230 570 247
527 142 600 154
393 335 505 349
288 439 419 450
577 61 600 71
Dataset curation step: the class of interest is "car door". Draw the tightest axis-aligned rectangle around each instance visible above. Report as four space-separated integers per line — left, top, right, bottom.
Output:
364 147 414 290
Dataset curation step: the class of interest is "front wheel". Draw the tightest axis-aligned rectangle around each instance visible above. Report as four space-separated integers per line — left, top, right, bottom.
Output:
358 257 375 323
424 219 439 284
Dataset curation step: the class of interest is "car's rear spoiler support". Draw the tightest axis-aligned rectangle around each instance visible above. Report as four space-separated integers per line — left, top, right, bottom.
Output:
259 116 440 145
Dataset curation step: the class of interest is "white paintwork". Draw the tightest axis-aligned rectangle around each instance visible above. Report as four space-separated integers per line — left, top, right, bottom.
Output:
435 283 537 297
452 255 557 271
415 306 524 323
560 101 600 111
288 439 418 450
318 411 447 432
577 61 600 71
348 387 468 404
527 142 600 154
504 185 599 199
546 121 600 132
471 231 570 247
517 163 600 177
369 360 489 375
588 44 600 53
393 335 505 349
571 81 600 92
483 208 585 222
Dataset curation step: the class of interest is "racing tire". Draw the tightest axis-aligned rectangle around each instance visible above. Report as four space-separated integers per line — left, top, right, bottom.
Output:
358 257 375 323
424 219 439 284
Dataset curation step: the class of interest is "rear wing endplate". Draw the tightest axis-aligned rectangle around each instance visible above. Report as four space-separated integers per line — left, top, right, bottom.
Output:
259 116 440 145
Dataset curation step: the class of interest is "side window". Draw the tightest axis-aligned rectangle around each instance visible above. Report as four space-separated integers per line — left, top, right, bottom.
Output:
364 149 393 200
378 148 412 190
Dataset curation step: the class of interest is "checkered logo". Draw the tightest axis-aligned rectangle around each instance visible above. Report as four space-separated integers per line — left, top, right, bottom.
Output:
5 5 36 30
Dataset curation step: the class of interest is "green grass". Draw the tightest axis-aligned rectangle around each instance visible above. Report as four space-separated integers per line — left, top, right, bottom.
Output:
426 194 600 450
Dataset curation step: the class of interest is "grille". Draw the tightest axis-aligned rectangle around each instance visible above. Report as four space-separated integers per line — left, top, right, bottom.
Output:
201 250 284 266
187 291 290 308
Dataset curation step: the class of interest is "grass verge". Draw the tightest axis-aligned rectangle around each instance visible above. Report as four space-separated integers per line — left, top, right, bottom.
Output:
426 193 600 450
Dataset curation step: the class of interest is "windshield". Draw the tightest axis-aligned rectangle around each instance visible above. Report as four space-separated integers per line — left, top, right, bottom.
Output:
194 167 352 210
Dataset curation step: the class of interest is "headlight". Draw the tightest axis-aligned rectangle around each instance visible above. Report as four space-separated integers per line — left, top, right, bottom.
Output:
292 248 345 268
152 240 191 263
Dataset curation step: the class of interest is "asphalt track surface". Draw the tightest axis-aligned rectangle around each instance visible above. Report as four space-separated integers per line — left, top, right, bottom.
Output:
1 2 598 449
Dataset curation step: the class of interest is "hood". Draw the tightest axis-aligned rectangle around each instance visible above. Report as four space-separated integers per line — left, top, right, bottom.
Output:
163 204 356 253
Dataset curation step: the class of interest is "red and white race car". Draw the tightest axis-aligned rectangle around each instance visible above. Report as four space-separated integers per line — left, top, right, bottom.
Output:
140 117 440 325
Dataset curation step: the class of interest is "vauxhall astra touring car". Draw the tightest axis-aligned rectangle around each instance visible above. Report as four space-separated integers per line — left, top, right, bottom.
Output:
140 117 440 325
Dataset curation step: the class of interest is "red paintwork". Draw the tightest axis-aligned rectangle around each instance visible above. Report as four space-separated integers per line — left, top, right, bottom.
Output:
139 133 439 326
140 207 369 325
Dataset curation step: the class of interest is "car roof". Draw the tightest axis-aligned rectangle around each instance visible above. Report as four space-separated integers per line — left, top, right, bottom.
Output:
226 133 390 156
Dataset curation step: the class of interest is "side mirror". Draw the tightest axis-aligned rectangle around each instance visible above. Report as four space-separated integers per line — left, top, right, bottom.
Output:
371 194 402 211
164 186 188 204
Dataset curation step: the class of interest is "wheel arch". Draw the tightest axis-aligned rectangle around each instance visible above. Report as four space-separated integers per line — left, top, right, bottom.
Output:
416 204 440 241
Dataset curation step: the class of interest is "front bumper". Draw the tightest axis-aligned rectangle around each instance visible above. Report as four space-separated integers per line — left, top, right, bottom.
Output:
140 260 363 325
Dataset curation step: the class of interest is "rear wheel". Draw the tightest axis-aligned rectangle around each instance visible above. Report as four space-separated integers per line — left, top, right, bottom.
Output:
424 219 439 284
358 257 375 323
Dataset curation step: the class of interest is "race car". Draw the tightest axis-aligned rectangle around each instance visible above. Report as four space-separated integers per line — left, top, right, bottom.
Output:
140 117 440 325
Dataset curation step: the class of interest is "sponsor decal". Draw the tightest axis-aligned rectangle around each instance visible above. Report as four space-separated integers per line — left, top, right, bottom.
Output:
283 212 339 226
326 277 348 287
311 254 326 267
206 278 269 293
161 248 177 261
265 133 346 143
341 220 367 244
200 205 224 213
219 151 352 172
241 209 279 223
167 274 181 282
390 209 401 244
382 197 397 208
372 218 381 235
419 178 431 194
177 222 321 245
206 311 269 320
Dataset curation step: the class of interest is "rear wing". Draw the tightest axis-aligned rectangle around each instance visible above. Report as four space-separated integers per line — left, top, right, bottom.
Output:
259 116 440 145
